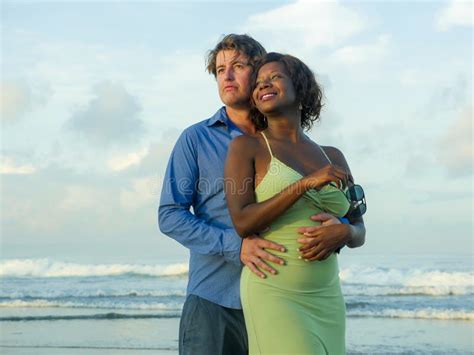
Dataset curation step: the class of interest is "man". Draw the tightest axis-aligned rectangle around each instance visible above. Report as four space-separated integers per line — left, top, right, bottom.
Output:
158 34 365 355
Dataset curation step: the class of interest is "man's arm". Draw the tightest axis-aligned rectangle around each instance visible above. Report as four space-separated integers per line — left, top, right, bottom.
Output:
344 215 366 248
158 129 242 266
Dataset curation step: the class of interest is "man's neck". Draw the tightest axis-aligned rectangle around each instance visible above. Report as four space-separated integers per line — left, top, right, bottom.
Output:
225 106 257 135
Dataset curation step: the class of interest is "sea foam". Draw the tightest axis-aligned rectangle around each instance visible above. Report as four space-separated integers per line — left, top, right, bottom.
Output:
0 299 183 311
339 266 473 287
0 259 188 278
347 308 474 321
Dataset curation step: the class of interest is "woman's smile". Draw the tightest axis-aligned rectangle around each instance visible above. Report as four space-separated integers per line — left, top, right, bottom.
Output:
259 92 277 101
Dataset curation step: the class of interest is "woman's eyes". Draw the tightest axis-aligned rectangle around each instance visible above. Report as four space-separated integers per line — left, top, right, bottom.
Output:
255 74 283 87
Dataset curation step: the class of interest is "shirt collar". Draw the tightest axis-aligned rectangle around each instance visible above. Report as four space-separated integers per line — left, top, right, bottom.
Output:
206 106 229 127
206 107 244 136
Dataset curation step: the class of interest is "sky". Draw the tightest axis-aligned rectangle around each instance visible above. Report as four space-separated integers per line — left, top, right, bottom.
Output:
1 0 472 263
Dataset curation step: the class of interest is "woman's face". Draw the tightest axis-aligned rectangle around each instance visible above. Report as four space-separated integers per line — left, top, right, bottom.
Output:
252 61 297 115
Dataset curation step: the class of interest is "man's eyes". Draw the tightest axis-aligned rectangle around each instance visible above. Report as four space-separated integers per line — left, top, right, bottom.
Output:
216 63 246 74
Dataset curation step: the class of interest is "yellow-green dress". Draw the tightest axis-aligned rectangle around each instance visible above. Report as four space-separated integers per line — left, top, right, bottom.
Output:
240 132 350 355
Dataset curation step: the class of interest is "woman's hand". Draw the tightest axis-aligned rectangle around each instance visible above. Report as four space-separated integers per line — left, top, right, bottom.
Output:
301 164 349 191
296 223 351 261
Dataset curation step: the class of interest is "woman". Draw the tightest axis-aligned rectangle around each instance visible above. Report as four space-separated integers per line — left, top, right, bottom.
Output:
224 53 365 354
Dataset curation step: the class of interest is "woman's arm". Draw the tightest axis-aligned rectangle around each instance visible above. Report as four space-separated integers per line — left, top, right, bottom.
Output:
225 136 348 238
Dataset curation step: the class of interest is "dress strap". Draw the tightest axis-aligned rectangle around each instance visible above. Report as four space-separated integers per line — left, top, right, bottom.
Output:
318 145 332 165
260 132 274 158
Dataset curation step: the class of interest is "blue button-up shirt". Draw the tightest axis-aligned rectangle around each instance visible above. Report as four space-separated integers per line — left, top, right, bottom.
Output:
158 107 244 309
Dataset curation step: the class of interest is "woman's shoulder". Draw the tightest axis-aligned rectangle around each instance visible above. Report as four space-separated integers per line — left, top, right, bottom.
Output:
230 134 261 147
229 134 261 155
320 145 348 167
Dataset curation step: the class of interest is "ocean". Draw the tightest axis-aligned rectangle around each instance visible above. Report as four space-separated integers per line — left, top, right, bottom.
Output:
0 254 472 354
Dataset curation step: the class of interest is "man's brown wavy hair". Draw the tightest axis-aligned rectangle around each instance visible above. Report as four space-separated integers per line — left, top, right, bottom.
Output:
206 34 266 77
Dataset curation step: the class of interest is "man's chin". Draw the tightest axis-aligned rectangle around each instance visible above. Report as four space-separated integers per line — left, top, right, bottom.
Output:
221 97 251 109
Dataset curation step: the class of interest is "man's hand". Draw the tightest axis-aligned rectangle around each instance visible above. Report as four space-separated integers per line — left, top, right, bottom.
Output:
241 236 286 279
298 213 341 235
296 213 351 261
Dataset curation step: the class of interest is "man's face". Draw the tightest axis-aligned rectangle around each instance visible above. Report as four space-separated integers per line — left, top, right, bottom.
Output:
215 49 253 108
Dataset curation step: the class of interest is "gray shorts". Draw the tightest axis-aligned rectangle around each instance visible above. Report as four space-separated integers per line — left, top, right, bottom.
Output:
179 294 248 355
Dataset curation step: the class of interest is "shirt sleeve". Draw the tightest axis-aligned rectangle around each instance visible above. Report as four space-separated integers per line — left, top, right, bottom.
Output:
158 128 242 266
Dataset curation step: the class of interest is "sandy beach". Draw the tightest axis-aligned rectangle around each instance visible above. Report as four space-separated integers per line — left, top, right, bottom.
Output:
1 312 473 354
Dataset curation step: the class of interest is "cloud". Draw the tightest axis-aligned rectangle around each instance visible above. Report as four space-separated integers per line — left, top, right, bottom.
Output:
437 106 473 176
108 147 149 172
0 157 36 175
427 74 469 113
243 0 366 51
330 34 390 65
399 70 420 87
140 144 174 176
144 51 218 128
0 80 50 124
58 185 109 212
436 0 474 31
0 164 158 242
66 81 144 146
120 176 158 211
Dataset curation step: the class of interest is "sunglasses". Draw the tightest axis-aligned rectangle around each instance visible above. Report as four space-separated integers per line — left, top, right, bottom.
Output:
345 184 366 218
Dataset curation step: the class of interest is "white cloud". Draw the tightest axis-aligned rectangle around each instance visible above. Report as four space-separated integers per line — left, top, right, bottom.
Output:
108 147 149 172
436 0 474 31
0 81 32 123
120 176 158 211
133 136 179 176
66 81 144 146
243 0 367 51
59 185 108 212
399 70 421 87
0 80 50 124
5 31 163 115
437 106 473 176
427 74 469 113
0 157 36 175
144 51 218 128
1 165 156 241
330 34 390 65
